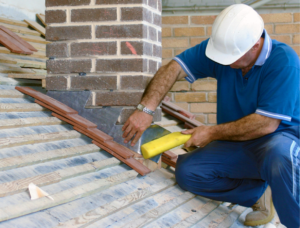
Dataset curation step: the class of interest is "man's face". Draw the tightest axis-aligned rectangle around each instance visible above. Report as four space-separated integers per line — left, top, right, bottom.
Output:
229 50 253 69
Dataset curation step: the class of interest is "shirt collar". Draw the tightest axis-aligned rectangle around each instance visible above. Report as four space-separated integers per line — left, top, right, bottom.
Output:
255 29 272 66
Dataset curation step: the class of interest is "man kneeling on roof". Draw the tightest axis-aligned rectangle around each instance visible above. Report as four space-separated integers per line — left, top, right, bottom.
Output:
122 4 300 228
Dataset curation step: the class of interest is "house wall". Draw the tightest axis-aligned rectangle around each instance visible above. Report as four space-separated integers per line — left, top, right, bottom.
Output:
162 12 300 125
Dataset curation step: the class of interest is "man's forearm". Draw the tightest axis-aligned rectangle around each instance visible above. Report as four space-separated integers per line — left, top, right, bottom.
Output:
141 60 182 110
210 113 281 141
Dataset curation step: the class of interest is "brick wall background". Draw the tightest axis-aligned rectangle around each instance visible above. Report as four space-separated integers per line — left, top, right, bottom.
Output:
45 0 162 123
162 12 300 125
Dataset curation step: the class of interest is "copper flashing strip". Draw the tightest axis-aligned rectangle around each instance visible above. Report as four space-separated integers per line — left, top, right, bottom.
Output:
0 25 37 52
162 150 177 160
162 100 195 120
161 106 203 128
16 86 151 176
93 141 151 176
73 127 133 160
16 87 78 115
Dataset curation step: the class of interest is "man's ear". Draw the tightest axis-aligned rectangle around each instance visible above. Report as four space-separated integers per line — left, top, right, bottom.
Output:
251 40 261 51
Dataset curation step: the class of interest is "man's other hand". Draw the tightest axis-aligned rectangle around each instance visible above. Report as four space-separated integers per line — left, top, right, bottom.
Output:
122 110 153 146
182 125 215 148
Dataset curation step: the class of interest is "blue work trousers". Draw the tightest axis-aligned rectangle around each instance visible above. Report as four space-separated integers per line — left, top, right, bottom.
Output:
175 130 300 228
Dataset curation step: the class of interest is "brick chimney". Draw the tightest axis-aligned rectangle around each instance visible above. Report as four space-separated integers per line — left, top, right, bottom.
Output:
45 0 162 158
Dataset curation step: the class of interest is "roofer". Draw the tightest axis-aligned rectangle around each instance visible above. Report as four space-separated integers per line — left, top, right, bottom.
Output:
122 4 300 227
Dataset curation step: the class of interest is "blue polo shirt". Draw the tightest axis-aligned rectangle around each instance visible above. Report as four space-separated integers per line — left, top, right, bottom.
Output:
174 30 300 134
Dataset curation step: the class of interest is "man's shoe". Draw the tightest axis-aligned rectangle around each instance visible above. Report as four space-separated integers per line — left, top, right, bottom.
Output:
244 186 275 226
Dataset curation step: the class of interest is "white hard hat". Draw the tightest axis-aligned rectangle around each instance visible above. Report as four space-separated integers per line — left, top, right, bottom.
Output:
205 4 264 65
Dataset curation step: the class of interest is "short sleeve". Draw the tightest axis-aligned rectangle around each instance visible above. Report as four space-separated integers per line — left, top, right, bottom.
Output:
173 39 217 83
256 66 300 122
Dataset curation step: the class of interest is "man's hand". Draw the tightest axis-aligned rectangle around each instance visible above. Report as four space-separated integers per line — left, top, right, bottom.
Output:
182 125 215 148
122 110 153 146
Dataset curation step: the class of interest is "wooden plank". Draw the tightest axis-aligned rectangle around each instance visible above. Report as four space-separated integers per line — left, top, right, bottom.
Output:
0 130 81 149
0 25 38 52
8 74 46 79
162 151 178 160
0 157 121 198
0 47 47 59
0 89 25 98
0 63 37 74
36 14 46 27
121 191 195 228
0 170 138 222
0 117 63 130
191 203 236 228
0 144 100 171
0 17 28 27
16 33 49 44
0 30 30 54
42 79 46 88
24 20 45 36
0 172 62 197
0 55 46 69
28 41 46 51
171 200 219 228
0 22 41 37
0 103 44 112
56 179 176 228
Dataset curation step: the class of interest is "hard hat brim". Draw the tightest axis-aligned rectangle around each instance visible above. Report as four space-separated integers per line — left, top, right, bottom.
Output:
205 38 244 65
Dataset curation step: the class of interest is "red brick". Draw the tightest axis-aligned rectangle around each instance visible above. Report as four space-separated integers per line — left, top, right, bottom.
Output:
158 0 162 12
96 24 147 39
191 37 209 47
174 27 206 37
96 59 147 73
260 13 292 23
45 10 66 24
191 15 217 25
153 13 161 27
162 28 171 37
174 92 206 102
71 42 117 57
170 81 189 91
95 91 143 106
153 44 162 58
46 0 90 7
158 30 161 42
120 41 152 56
149 60 158 74
96 0 146 4
70 76 117 90
71 8 117 22
148 0 157 9
121 7 151 23
149 26 157 41
162 49 172 58
47 59 92 74
46 76 68 90
120 75 151 90
46 26 91 41
275 24 300 34
46 43 68 58
293 34 300 44
162 16 188 24
294 13 300 22
270 35 291 44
